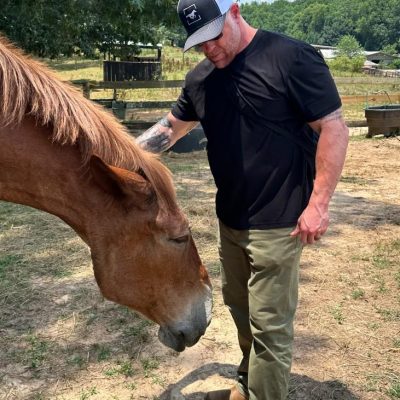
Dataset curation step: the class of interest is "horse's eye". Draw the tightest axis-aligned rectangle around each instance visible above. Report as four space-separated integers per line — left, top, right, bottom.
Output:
170 235 190 244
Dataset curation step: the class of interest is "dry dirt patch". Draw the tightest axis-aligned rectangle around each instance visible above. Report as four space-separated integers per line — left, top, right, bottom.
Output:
0 135 399 399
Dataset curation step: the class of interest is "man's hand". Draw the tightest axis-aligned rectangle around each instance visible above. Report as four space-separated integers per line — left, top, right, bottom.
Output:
290 201 329 245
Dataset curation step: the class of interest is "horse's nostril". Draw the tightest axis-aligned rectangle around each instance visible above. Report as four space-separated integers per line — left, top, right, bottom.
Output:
177 329 202 347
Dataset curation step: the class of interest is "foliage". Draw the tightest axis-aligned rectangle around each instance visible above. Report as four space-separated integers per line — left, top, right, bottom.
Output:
335 35 364 58
241 0 400 51
328 56 365 73
0 0 180 58
388 59 400 69
1 0 400 58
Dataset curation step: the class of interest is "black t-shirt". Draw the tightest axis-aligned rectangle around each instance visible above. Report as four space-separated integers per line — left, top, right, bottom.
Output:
172 30 341 230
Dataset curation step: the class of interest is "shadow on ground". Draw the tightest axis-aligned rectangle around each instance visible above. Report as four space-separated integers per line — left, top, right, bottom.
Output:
158 363 359 399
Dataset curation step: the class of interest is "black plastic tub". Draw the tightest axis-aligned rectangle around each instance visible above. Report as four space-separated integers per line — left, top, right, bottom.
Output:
364 104 400 137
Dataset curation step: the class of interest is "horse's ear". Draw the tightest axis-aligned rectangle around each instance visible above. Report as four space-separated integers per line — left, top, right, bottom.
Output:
89 155 155 209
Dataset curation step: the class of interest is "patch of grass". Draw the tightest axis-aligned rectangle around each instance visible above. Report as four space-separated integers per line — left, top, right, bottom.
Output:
80 387 98 400
372 254 391 269
330 303 345 325
374 275 388 293
125 382 137 390
373 240 400 269
104 360 136 378
367 322 380 330
0 254 23 278
388 382 400 398
123 319 152 342
351 288 365 300
141 357 160 377
364 374 380 392
25 335 50 369
376 308 400 322
31 394 46 400
91 344 112 362
67 354 87 369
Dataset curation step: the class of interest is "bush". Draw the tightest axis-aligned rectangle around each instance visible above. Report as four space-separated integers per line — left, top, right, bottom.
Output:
328 56 365 73
387 59 400 69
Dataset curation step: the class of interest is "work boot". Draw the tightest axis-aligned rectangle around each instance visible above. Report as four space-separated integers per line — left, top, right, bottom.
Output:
205 386 248 400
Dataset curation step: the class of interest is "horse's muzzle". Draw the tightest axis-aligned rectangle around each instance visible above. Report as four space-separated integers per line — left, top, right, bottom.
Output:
158 287 212 352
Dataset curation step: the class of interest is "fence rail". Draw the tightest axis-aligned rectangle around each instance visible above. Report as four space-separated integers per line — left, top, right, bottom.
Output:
71 77 400 99
362 69 400 78
70 79 400 130
71 79 184 98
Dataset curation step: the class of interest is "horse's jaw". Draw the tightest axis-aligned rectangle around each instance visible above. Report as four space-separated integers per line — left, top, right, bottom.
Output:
158 285 213 352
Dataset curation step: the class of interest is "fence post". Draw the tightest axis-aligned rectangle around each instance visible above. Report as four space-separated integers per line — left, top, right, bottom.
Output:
82 81 91 99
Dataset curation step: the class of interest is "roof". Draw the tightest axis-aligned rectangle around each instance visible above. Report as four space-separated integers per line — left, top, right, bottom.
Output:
319 49 336 59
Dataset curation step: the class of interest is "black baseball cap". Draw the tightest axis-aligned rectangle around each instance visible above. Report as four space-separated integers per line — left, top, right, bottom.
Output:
177 0 233 51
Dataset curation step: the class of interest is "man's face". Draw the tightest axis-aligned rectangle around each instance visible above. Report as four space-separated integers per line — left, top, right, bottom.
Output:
198 11 241 69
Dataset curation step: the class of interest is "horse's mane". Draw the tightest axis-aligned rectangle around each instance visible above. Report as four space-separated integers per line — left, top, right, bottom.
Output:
0 35 177 213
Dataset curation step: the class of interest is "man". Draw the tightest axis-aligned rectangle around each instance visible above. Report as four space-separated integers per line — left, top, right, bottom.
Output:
136 0 349 398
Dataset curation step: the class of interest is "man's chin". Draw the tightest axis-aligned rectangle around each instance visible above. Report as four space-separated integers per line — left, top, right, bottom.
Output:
210 59 228 69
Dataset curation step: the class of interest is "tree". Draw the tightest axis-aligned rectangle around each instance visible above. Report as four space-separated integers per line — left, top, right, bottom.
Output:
287 3 329 44
335 35 364 58
0 0 180 58
329 35 365 73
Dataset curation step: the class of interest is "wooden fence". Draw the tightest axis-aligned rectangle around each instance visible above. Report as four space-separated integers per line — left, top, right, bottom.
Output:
71 79 184 99
70 78 400 132
363 69 400 78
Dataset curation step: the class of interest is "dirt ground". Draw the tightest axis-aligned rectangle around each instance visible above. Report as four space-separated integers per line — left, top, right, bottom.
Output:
0 131 399 400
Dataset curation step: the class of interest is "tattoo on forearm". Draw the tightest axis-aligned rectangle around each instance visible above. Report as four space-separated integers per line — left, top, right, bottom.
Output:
136 118 172 153
321 109 343 123
159 117 172 128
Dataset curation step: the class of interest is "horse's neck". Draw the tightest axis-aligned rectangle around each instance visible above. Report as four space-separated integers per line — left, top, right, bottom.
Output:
0 118 99 242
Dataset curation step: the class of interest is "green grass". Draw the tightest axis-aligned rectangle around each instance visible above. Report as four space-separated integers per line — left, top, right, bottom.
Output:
91 344 112 362
104 360 136 377
25 335 50 369
0 254 23 278
79 387 98 400
351 288 365 300
388 382 400 398
141 357 160 378
330 303 345 325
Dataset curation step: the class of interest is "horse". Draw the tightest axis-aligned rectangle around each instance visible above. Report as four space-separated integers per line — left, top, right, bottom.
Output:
0 36 212 352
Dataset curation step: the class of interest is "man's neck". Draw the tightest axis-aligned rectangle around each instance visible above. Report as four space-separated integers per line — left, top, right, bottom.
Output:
238 23 258 54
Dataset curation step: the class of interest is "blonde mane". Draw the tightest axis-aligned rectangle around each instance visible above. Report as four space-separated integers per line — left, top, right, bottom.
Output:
0 36 177 213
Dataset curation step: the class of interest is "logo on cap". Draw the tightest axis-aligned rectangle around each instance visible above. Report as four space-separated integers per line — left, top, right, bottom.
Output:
184 4 202 25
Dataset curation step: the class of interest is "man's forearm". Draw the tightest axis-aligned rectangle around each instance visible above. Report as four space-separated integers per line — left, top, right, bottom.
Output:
136 116 174 153
310 120 349 207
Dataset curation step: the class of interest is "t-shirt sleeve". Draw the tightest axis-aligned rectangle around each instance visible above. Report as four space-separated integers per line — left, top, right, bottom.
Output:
171 85 199 122
287 45 342 122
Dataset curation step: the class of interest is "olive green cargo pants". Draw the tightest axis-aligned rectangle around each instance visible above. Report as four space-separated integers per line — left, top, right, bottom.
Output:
218 221 303 400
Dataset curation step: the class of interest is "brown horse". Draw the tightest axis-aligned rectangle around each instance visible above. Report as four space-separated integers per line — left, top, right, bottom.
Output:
0 36 212 352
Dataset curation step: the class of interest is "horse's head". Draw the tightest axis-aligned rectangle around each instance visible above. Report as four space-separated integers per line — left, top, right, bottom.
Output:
87 156 212 352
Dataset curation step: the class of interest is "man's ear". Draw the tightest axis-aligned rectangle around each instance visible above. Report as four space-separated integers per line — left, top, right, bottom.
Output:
89 155 156 209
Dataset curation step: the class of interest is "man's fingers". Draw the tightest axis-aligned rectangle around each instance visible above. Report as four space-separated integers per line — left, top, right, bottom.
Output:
290 225 300 237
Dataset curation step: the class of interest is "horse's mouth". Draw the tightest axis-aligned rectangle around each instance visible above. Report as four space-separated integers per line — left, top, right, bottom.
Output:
157 325 204 352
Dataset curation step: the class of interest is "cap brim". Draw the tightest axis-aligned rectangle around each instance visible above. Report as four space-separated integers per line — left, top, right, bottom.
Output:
183 14 226 52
